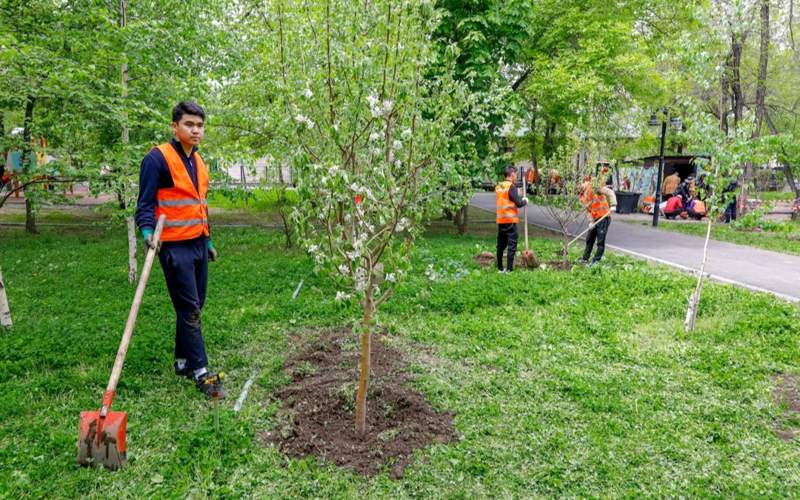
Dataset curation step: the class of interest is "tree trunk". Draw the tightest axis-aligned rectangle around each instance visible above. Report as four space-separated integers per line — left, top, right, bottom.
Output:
543 121 556 160
730 34 744 130
22 95 37 234
354 292 374 434
753 0 770 138
0 266 12 328
741 1 770 215
126 215 138 283
454 204 468 235
120 0 137 284
720 70 729 134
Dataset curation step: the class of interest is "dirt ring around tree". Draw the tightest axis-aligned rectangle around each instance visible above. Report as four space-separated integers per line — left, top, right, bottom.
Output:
262 328 456 478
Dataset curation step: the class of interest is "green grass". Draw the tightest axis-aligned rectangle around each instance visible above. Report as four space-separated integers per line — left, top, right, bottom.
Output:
758 191 796 202
1 216 799 497
643 219 800 256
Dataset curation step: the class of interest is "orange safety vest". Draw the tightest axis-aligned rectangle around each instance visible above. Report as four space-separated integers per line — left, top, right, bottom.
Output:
580 185 610 221
155 143 210 242
495 180 519 224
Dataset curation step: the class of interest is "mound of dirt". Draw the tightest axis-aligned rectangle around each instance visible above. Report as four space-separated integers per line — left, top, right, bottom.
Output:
262 328 456 478
474 251 495 267
772 373 800 441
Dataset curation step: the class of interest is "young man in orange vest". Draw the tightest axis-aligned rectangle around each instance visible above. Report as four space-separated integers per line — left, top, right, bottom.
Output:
579 175 617 266
134 101 225 399
496 166 528 272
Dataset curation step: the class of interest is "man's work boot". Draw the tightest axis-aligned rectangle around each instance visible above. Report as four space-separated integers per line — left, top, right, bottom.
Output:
174 360 191 378
195 371 226 400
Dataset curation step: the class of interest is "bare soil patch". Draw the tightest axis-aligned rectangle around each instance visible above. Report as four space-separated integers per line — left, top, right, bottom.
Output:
772 373 800 441
262 328 456 478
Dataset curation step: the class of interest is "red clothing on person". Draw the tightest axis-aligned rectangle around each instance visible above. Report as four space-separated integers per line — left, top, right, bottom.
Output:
665 196 683 213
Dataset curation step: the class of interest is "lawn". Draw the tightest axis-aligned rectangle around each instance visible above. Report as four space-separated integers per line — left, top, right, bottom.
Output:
644 219 800 256
1 213 799 497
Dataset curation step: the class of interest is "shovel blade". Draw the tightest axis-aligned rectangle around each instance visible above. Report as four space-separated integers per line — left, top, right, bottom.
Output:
77 410 128 470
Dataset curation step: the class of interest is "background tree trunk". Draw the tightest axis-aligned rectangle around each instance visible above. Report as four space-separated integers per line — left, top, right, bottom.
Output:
120 0 137 284
22 95 37 234
454 204 468 235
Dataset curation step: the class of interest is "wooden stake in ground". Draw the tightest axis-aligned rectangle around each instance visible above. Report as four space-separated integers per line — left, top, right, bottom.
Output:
0 266 12 328
685 216 712 332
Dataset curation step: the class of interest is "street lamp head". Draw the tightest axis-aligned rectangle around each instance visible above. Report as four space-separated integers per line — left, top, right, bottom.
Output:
648 113 659 127
670 116 683 131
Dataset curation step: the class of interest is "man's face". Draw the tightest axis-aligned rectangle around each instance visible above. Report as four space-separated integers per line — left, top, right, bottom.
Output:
171 114 205 147
508 170 517 182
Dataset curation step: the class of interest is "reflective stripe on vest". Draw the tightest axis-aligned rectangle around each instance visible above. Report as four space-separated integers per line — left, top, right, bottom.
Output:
495 181 519 224
154 143 210 242
157 199 208 207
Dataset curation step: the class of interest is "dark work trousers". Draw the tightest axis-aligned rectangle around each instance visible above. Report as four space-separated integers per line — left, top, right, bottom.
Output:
158 236 209 370
497 223 518 271
583 217 611 263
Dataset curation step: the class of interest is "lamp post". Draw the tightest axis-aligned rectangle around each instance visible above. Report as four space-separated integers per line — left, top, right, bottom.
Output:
648 111 682 227
649 112 667 227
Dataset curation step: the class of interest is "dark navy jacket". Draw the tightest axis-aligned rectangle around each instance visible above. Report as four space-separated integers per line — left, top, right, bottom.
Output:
135 138 202 233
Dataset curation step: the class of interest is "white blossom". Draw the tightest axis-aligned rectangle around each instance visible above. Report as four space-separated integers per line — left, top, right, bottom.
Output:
294 114 314 130
335 291 351 302
392 140 402 150
302 87 313 98
385 273 396 283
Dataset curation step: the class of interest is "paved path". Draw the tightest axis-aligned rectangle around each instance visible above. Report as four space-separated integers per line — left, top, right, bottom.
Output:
471 193 800 302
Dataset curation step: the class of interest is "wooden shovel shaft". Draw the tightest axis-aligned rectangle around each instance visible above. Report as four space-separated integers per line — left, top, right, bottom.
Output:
568 211 610 247
522 170 529 250
100 215 165 416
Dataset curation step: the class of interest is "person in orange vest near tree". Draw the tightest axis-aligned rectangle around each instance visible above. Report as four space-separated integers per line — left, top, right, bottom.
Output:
579 174 617 266
134 101 225 399
496 165 528 272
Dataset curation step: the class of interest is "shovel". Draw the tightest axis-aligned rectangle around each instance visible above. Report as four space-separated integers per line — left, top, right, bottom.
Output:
77 215 165 470
567 210 610 247
520 168 538 268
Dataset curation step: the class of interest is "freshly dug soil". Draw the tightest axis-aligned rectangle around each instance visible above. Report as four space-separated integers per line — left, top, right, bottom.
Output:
474 251 495 267
772 373 800 441
542 260 573 271
262 328 456 478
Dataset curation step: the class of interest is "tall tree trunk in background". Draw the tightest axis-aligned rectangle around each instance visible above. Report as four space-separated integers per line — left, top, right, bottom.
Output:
22 95 37 234
742 0 770 214
791 0 797 60
720 67 729 134
543 121 556 160
120 0 137 284
753 0 770 139
454 203 468 235
730 34 744 130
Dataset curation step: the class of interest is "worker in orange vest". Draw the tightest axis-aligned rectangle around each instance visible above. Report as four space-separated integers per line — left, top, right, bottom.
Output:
579 175 617 266
495 166 528 272
134 101 224 399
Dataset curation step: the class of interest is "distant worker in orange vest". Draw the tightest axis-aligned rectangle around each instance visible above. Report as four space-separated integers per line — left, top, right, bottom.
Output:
495 166 528 272
579 175 617 266
134 101 225 399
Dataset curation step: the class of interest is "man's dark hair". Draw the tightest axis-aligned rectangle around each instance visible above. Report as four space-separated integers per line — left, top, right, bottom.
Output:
504 165 517 178
172 101 205 123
